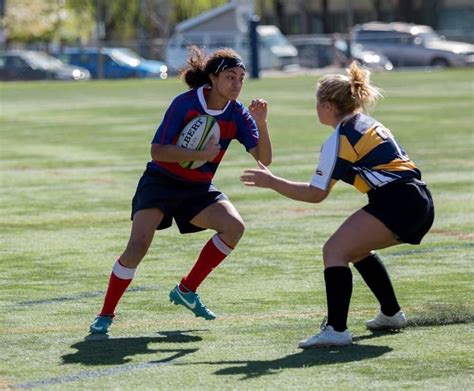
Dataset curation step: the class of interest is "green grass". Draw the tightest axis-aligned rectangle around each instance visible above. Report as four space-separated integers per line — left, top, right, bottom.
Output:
1 69 473 390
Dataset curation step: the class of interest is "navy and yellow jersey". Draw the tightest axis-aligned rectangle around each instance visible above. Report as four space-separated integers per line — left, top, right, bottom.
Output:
310 113 421 193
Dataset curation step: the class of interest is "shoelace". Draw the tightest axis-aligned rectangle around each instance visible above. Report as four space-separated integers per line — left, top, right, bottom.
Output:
319 316 328 331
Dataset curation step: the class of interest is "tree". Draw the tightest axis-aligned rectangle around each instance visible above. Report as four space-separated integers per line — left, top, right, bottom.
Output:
321 0 329 34
4 0 233 45
3 0 64 43
395 0 414 23
371 0 383 21
273 0 287 34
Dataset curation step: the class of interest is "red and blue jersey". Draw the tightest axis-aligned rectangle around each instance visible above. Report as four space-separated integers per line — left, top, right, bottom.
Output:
148 85 259 183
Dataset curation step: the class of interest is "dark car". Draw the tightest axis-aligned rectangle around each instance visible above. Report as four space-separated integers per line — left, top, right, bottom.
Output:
352 22 474 67
57 47 168 79
0 50 91 81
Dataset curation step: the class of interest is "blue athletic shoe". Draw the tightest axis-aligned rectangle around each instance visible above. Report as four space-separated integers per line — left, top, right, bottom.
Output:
89 315 113 334
169 285 216 320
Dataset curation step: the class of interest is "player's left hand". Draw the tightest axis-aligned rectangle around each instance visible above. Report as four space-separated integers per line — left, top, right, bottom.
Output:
248 98 268 124
240 161 274 188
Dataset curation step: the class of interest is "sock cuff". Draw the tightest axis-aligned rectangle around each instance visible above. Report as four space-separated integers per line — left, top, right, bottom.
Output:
324 266 352 275
211 234 233 255
354 253 381 272
112 259 136 280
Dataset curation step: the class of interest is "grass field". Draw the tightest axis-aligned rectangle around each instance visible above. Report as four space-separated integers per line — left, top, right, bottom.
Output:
1 69 473 390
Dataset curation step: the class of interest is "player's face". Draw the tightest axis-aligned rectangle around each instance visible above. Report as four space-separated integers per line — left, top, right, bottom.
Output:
213 67 246 101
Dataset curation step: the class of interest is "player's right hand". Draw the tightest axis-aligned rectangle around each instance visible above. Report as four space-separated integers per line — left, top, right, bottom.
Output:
202 135 221 162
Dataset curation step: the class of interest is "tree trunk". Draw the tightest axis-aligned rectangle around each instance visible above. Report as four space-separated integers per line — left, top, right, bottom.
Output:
396 0 414 23
321 0 330 34
371 0 383 21
274 0 287 34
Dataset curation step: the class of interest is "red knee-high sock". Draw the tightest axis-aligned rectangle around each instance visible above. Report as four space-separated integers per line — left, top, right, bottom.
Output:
180 234 234 292
99 259 136 317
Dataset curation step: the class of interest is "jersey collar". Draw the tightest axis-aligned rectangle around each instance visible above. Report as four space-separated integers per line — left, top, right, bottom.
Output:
197 84 231 116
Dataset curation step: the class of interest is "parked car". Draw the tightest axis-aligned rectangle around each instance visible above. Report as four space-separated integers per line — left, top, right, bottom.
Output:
334 39 393 71
57 47 168 79
352 22 474 67
166 25 298 73
0 50 91 81
289 36 392 71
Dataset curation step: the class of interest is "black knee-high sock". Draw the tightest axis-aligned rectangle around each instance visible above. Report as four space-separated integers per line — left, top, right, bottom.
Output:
354 253 400 316
324 266 353 332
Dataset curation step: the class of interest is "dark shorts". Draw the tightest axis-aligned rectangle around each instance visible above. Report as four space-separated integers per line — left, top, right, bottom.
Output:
131 168 228 234
363 180 435 245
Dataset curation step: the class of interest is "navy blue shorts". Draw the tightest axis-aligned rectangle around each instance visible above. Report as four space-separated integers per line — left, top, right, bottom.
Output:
363 180 435 245
131 168 228 234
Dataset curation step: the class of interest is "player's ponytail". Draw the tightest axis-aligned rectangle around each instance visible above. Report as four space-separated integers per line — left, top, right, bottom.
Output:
317 61 382 115
181 45 210 89
347 62 382 113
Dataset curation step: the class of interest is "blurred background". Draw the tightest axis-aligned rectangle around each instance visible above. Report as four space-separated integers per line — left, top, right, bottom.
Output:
1 0 473 80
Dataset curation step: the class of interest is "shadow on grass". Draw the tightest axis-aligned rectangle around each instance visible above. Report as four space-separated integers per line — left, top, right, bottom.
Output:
190 343 392 380
62 330 206 366
353 329 403 342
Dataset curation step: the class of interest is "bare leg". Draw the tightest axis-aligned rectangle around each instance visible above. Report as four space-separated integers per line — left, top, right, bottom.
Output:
191 200 245 247
120 208 165 268
177 201 245 292
323 209 401 268
322 209 401 331
96 208 164 319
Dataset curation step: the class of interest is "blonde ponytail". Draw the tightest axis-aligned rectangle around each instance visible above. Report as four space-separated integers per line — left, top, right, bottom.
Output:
347 62 382 113
317 61 382 115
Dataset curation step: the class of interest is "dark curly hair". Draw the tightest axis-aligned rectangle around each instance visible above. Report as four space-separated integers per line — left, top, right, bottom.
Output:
180 45 244 89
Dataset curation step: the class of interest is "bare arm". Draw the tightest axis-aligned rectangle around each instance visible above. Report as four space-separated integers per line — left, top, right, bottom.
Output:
248 99 272 166
240 161 328 203
151 135 220 163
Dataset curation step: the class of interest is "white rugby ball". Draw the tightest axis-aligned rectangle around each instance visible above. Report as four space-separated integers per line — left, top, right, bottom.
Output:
176 115 220 169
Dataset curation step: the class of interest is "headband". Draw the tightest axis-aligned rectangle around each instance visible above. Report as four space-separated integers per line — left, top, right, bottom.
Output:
212 57 246 74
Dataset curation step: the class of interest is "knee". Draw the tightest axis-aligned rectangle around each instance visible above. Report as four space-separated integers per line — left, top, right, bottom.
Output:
126 236 151 260
222 217 246 246
323 238 351 268
323 238 339 259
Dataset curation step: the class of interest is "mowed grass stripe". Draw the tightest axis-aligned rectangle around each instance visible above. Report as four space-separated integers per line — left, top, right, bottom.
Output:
1 69 473 389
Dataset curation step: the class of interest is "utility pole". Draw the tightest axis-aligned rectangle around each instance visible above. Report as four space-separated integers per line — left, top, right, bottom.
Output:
346 0 353 31
96 0 105 79
0 0 5 50
249 14 260 79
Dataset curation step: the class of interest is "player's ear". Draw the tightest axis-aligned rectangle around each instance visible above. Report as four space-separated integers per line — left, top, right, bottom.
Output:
209 73 218 85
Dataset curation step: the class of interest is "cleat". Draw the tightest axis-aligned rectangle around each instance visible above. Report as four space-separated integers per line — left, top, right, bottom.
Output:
298 319 352 349
89 315 113 334
366 310 407 330
169 284 216 320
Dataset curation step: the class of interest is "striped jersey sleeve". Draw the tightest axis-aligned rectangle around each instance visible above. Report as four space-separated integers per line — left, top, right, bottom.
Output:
310 113 421 193
148 88 259 183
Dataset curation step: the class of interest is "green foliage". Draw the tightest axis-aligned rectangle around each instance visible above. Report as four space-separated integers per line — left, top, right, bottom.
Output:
172 0 228 23
4 0 230 44
0 70 473 389
3 0 62 42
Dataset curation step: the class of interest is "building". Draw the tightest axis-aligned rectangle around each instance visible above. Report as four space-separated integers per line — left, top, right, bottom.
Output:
257 0 473 40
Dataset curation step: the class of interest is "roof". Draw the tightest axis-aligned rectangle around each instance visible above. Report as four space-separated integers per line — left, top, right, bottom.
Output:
173 0 254 34
175 2 237 33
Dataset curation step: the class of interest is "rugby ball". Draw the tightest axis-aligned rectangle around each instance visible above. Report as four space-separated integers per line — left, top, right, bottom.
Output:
176 115 220 169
